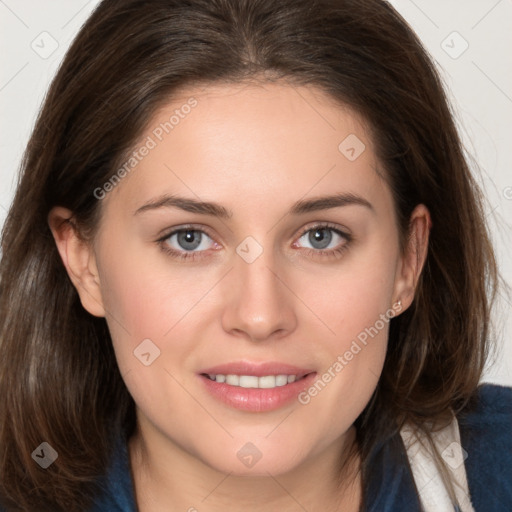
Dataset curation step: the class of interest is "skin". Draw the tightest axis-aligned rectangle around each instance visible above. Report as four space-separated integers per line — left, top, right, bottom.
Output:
49 82 430 512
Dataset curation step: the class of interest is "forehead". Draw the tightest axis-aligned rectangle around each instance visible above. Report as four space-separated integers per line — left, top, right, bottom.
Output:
104 81 388 215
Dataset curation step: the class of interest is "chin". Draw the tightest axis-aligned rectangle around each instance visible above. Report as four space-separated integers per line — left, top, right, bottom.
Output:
200 442 306 477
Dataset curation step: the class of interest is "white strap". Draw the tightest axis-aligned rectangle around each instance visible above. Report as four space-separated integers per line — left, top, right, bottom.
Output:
400 415 475 512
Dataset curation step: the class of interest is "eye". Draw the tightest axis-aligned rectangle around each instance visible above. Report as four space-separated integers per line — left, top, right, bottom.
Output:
157 223 351 262
158 226 217 260
294 223 351 256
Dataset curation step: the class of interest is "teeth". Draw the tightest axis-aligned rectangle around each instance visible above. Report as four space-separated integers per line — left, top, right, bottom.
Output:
209 374 301 389
275 375 288 386
258 375 277 388
225 374 239 386
239 375 259 388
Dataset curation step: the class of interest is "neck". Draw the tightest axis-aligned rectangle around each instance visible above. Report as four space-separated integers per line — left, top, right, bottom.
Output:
129 420 362 512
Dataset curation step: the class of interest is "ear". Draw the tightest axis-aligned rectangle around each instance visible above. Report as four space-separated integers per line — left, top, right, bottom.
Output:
48 207 105 317
393 204 431 312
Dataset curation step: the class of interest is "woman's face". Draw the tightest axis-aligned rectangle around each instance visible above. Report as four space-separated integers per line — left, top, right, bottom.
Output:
64 82 424 475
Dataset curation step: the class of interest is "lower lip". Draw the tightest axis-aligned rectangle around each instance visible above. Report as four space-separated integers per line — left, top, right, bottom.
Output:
199 373 317 412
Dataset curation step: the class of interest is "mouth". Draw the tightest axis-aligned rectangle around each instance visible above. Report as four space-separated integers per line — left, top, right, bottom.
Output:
198 361 316 412
201 373 310 389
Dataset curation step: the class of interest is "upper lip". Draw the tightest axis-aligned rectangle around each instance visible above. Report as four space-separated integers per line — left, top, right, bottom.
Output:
199 361 315 379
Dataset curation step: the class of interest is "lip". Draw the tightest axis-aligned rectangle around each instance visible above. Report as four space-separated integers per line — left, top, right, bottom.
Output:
199 361 314 379
198 361 316 412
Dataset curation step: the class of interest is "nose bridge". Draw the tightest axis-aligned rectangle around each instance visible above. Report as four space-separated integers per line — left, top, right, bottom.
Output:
220 235 296 341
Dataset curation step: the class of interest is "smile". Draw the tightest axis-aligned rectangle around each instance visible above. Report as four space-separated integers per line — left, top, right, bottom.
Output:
204 374 303 388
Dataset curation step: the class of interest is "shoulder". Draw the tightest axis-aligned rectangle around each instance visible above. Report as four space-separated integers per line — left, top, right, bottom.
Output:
88 434 137 512
457 383 512 512
458 383 512 446
459 383 512 426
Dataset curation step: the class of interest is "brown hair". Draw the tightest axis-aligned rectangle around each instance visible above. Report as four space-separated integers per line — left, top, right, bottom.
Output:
0 0 497 510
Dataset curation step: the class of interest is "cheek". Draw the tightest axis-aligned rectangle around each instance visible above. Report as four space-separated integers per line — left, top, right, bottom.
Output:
290 244 397 422
96 239 223 373
96 251 201 418
298 245 398 347
95 242 172 357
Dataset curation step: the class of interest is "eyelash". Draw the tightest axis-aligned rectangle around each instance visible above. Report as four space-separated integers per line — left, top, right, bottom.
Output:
156 223 352 262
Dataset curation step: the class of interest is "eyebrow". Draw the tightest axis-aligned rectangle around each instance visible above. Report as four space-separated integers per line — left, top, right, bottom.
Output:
134 192 373 218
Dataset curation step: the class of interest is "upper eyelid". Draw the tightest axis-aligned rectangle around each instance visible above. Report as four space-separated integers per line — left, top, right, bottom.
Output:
297 222 350 238
159 222 350 248
157 223 215 241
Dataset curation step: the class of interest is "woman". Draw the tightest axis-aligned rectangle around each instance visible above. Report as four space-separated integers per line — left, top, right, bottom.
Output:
0 0 510 511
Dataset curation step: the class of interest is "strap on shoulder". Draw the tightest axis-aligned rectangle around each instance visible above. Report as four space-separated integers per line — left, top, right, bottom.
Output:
400 414 475 512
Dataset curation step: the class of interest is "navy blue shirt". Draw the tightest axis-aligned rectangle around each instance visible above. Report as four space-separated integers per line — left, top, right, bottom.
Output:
89 384 512 511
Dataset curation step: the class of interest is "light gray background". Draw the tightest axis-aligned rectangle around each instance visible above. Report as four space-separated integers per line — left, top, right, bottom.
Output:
1 0 511 385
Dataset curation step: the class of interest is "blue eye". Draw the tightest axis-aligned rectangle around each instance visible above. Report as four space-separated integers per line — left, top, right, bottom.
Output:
157 223 351 262
298 226 341 250
163 229 215 254
293 224 351 259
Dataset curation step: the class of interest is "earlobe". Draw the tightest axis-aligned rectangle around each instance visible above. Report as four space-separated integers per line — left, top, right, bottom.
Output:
393 204 431 311
48 207 106 317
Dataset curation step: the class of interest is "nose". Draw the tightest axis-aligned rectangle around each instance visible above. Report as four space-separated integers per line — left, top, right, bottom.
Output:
220 245 298 343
